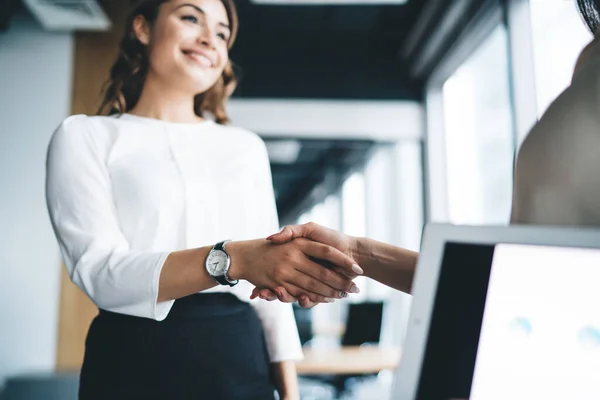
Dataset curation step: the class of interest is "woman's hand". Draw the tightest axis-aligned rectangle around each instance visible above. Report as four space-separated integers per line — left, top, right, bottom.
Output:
251 222 363 308
226 237 361 303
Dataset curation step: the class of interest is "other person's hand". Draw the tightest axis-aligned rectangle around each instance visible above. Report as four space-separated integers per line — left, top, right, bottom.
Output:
250 222 363 308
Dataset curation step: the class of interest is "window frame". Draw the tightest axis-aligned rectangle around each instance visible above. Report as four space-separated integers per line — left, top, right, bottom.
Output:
505 0 539 147
424 3 511 223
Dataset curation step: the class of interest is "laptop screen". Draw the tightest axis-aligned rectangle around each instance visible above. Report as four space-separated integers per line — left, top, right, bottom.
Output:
415 242 600 400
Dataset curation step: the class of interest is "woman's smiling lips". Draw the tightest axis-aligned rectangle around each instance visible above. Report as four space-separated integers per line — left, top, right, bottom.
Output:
183 48 215 68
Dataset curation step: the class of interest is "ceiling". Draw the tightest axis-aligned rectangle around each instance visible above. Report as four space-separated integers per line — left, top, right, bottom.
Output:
230 0 427 100
227 0 428 220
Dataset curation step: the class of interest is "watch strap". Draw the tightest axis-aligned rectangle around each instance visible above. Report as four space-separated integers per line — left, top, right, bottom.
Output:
213 274 231 286
214 240 229 252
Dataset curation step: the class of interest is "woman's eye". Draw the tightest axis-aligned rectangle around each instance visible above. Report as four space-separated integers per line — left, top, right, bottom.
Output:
182 15 198 23
217 32 228 41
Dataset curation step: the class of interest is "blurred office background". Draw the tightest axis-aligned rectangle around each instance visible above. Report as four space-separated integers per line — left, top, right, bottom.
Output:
0 0 592 399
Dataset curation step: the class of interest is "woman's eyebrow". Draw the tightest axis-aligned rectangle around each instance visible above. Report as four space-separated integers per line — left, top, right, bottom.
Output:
175 4 231 31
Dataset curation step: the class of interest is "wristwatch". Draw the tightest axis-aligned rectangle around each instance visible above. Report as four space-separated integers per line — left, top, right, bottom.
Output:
205 240 238 287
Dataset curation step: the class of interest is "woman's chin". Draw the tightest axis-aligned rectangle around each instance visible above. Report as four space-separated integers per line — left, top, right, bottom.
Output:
180 69 219 91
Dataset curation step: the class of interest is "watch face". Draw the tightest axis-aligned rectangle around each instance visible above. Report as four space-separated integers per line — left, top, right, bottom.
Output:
207 250 228 276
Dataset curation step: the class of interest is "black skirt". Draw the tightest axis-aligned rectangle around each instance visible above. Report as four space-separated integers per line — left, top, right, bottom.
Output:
79 293 276 400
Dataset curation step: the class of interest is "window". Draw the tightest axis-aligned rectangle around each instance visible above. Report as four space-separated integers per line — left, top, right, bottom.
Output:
297 195 341 229
341 172 366 237
441 24 515 225
529 0 592 117
341 171 368 301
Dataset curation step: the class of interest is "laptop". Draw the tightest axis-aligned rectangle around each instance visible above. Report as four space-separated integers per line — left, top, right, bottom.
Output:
390 223 600 400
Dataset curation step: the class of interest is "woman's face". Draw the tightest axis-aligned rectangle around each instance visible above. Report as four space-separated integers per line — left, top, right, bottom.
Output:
135 0 231 94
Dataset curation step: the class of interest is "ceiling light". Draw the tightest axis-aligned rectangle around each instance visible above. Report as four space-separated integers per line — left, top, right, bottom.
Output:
265 140 302 164
251 0 407 5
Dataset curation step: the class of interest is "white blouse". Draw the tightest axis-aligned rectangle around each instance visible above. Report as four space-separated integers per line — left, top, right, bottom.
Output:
45 113 303 362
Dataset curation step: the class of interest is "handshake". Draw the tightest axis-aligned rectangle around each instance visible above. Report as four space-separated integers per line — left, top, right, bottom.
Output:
225 222 365 309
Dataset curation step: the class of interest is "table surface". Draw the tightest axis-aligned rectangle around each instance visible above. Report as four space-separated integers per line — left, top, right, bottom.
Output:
295 346 402 375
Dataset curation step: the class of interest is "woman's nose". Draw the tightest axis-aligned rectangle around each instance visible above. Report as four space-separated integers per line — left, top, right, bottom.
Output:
198 27 215 49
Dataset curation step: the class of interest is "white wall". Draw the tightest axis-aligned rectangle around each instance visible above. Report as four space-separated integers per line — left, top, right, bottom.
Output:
0 12 73 384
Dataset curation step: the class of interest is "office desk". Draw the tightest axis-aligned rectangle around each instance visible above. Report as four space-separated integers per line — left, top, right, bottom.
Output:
296 346 401 375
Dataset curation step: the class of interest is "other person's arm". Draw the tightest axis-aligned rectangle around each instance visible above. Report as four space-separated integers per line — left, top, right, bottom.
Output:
253 222 418 307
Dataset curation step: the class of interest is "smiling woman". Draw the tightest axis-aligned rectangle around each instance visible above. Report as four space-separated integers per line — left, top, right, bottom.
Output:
45 0 360 399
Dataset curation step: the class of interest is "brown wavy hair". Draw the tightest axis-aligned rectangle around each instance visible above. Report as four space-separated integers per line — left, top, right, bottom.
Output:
97 0 239 124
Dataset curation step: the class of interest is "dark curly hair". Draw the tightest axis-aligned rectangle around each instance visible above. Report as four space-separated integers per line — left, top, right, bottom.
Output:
97 0 239 124
577 0 600 34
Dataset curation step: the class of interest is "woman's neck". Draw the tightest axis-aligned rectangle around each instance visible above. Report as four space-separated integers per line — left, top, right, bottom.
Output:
129 74 203 124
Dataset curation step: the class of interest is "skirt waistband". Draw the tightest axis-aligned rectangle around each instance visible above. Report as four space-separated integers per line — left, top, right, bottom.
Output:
99 293 250 320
